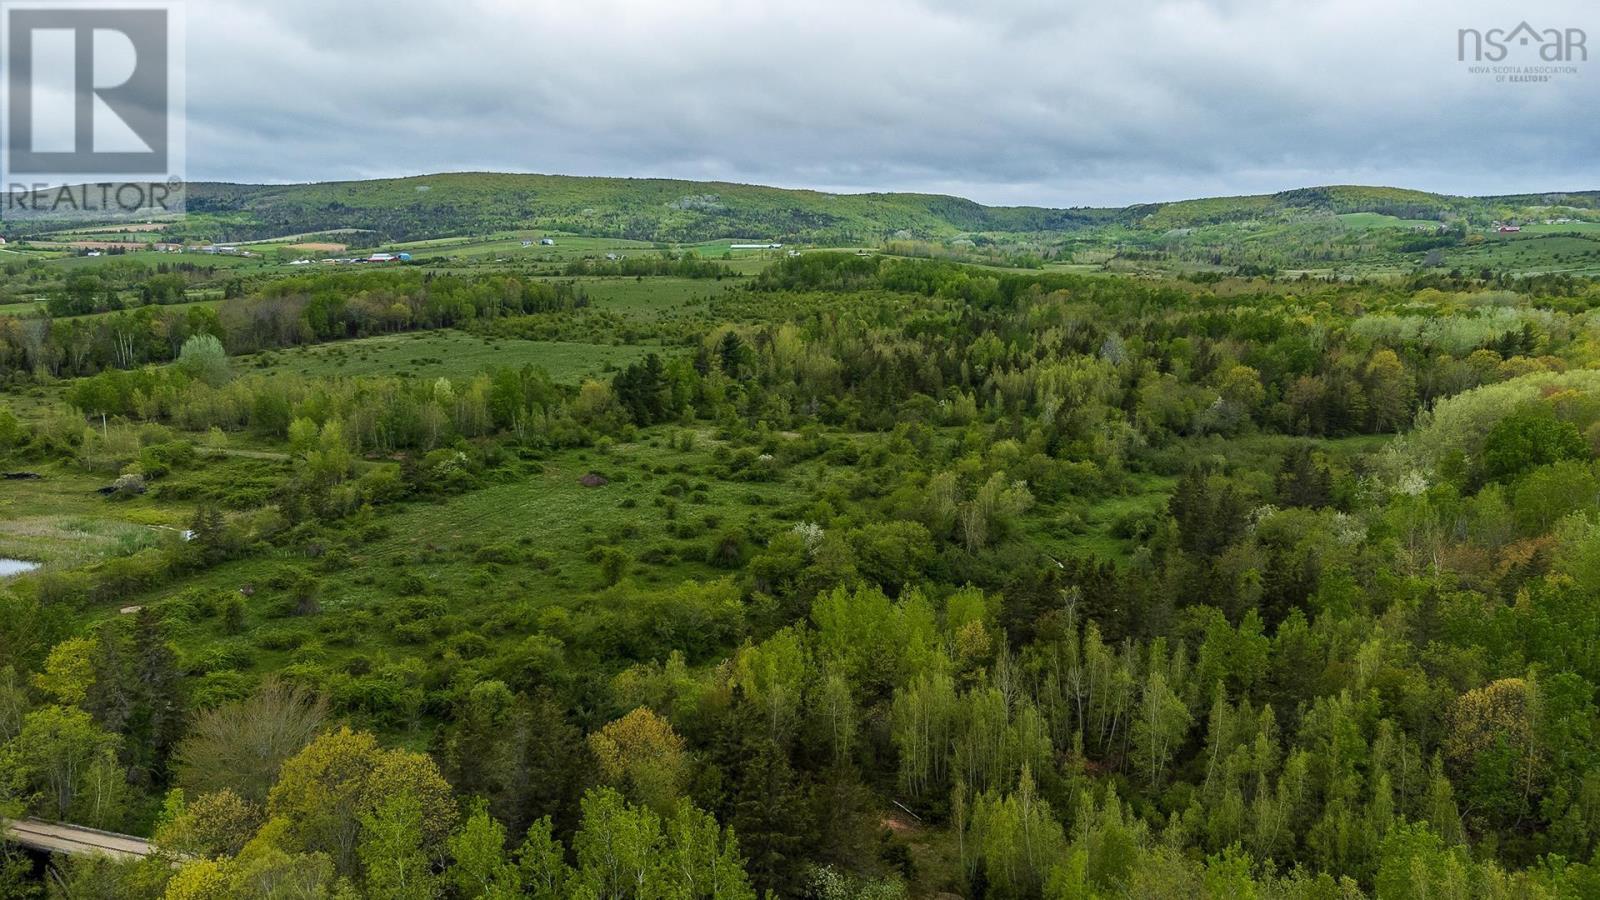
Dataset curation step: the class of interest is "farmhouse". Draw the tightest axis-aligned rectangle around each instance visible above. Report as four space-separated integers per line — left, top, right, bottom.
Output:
1498 225 1522 233
731 242 783 249
540 238 556 246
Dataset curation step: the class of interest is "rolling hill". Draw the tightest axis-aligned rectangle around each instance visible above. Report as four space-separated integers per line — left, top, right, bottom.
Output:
155 173 1599 246
10 173 1600 278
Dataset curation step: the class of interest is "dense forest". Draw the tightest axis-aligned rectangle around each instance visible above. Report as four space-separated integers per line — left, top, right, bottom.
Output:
4 251 1600 898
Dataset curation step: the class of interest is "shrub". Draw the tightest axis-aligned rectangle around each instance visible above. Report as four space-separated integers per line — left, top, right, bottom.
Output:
177 334 231 387
706 529 749 569
598 547 631 586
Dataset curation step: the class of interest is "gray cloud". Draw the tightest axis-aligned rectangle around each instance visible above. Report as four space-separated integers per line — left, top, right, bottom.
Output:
183 0 1599 206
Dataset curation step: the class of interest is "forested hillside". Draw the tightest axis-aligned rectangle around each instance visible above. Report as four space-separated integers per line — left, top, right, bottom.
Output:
150 174 1600 245
4 252 1600 897
170 174 1119 244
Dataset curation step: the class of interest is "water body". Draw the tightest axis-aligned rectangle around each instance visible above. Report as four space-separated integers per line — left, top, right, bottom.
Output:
0 558 40 577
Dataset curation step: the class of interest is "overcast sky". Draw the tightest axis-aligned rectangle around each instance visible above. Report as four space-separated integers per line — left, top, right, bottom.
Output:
182 0 1598 207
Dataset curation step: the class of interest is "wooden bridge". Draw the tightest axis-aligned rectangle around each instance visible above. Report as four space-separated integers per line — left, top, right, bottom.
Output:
2 817 156 860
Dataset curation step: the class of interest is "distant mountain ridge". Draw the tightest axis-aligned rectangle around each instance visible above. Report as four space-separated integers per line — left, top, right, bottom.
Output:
167 172 1600 244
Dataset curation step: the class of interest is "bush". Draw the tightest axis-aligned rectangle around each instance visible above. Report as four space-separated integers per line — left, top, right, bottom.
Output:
393 573 426 595
473 543 519 564
598 547 631 586
109 471 147 498
139 441 197 480
220 595 246 634
638 544 679 565
177 333 231 387
706 529 749 569
254 628 303 652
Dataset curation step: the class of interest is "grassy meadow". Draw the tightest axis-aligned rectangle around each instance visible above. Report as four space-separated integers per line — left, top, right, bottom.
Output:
239 331 673 383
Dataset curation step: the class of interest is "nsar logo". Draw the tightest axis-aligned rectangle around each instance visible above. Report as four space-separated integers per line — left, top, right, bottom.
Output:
1458 22 1587 62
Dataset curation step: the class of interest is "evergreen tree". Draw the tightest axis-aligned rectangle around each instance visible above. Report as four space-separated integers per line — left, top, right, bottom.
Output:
1276 447 1333 509
127 609 184 785
726 734 810 896
83 625 132 743
188 504 228 565
718 331 748 378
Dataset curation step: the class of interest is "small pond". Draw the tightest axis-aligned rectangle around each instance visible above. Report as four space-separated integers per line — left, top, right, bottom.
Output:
0 558 40 577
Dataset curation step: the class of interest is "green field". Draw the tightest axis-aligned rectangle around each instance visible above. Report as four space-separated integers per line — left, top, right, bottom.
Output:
576 275 736 317
1334 212 1444 230
47 249 269 271
0 464 202 568
1519 221 1600 235
0 300 44 317
239 330 675 383
388 232 661 258
1042 474 1175 561
88 431 825 685
1446 233 1600 275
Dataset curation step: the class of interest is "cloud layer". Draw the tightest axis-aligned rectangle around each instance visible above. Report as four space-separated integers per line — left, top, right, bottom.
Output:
184 0 1599 206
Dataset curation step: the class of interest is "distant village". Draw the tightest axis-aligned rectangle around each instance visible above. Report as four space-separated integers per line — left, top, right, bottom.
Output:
287 252 414 266
1491 218 1585 234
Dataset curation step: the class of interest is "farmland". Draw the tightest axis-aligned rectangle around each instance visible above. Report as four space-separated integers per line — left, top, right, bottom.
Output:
3 172 1587 280
1 174 1596 305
